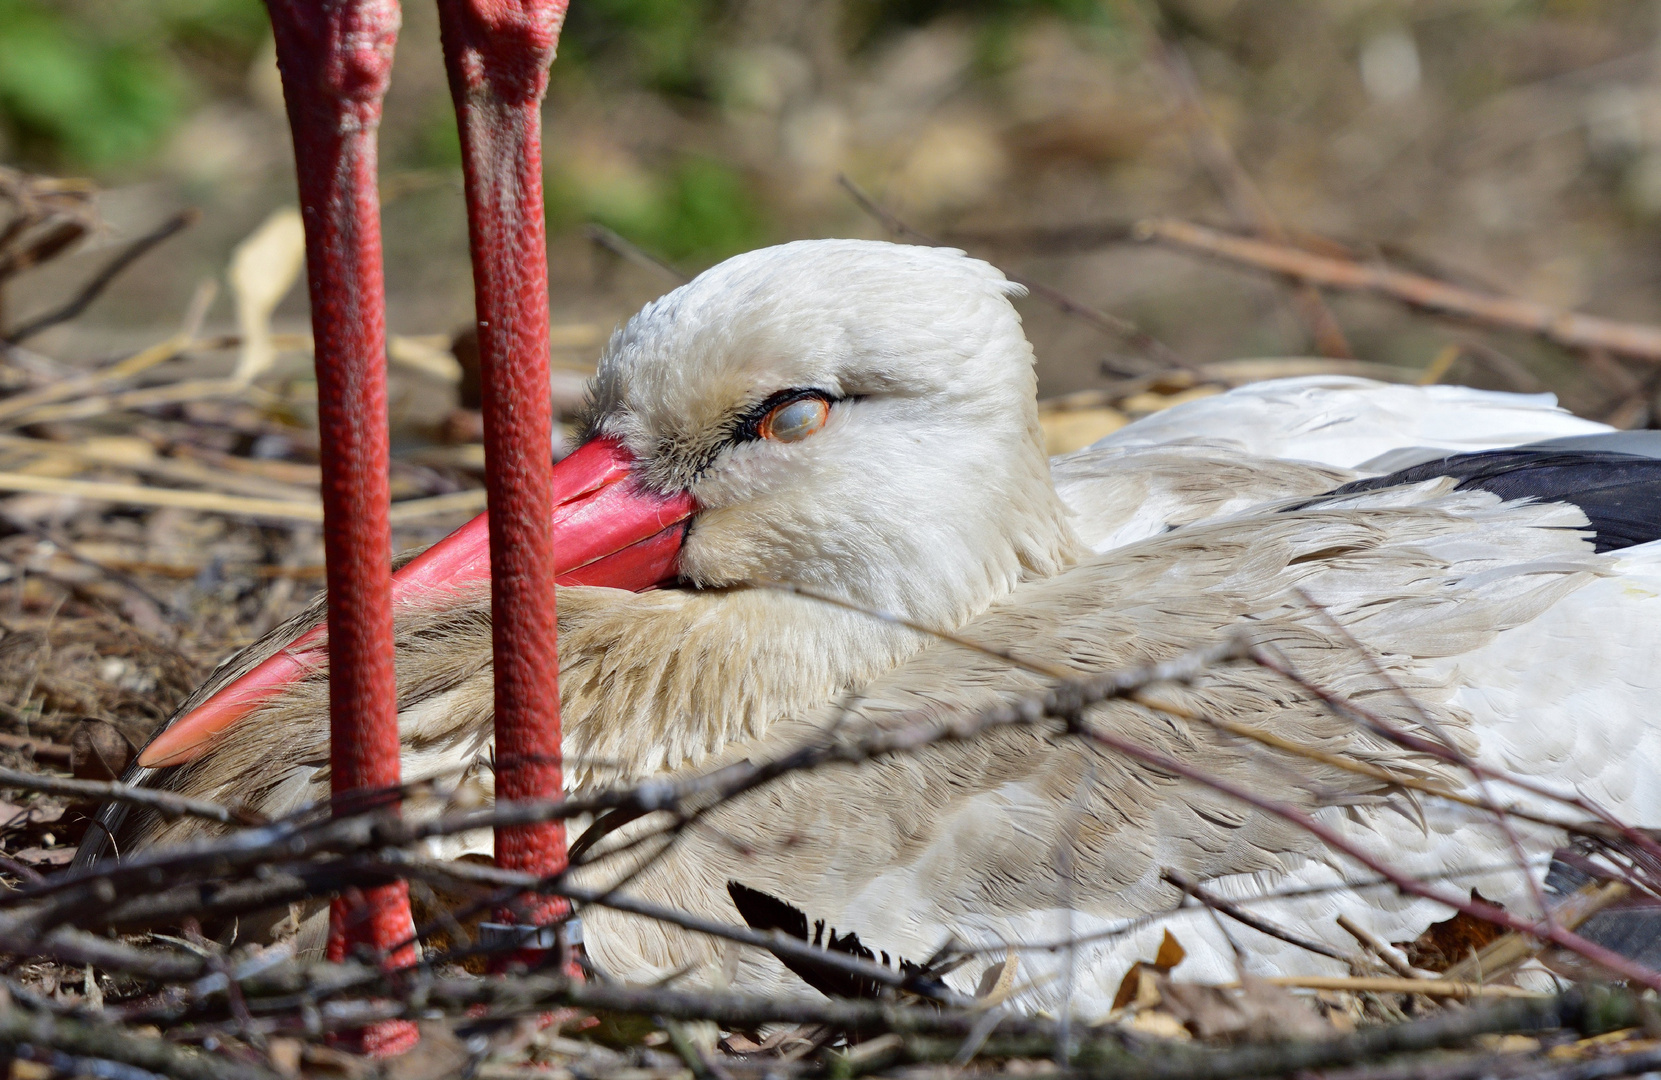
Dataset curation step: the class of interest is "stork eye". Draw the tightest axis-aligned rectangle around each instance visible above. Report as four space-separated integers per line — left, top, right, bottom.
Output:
760 396 830 443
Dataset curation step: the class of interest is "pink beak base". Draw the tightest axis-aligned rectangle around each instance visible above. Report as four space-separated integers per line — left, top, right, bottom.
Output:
138 437 694 769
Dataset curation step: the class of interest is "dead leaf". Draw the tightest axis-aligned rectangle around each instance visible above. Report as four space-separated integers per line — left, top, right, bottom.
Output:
228 208 305 383
13 847 72 868
1395 889 1508 972
1112 930 1188 1010
1154 928 1188 969
267 1037 302 1078
69 718 135 781
383 1022 469 1080
1157 974 1333 1042
975 949 1019 1002
1126 1010 1191 1041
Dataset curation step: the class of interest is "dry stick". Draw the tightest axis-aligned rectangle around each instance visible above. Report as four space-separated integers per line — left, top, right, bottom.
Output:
1055 705 1661 990
15 638 1247 926
1336 913 1423 979
1159 697 1587 836
0 732 71 764
1248 648 1661 869
0 280 218 422
0 433 314 502
1257 976 1540 999
1139 22 1352 359
0 471 487 524
1316 1044 1661 1080
768 578 1610 846
1160 868 1353 963
117 946 1658 1075
1292 591 1560 937
375 852 970 1004
0 1005 276 1080
357 980 1650 1080
3 208 200 344
0 766 258 826
1136 218 1661 363
0 925 206 981
583 223 690 284
836 174 1195 372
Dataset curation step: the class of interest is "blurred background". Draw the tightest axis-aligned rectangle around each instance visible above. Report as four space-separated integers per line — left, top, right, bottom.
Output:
3 1 1661 779
9 1 1661 404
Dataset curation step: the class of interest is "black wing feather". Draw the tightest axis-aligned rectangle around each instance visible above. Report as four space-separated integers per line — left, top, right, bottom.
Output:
1320 449 1661 553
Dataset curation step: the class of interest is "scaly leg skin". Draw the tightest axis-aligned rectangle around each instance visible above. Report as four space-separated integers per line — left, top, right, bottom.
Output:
265 0 419 1055
437 0 575 970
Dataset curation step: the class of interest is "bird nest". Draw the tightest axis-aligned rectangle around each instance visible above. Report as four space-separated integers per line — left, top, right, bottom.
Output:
2 166 1661 1080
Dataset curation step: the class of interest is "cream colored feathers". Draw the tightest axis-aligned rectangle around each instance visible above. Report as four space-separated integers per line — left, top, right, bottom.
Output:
97 240 1661 1017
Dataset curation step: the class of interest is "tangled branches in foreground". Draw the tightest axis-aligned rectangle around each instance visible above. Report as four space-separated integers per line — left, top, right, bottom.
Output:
1 634 1660 1079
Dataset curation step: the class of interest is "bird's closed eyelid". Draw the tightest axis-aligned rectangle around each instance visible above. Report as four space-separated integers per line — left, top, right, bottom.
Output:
729 388 844 444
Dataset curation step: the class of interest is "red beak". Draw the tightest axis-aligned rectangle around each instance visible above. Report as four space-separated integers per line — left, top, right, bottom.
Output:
138 436 695 768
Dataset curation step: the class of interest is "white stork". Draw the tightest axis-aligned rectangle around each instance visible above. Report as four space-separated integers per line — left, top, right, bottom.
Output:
82 240 1661 1013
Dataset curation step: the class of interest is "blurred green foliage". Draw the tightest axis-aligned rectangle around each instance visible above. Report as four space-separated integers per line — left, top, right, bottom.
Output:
0 0 1092 259
561 0 723 98
0 0 265 169
549 154 764 264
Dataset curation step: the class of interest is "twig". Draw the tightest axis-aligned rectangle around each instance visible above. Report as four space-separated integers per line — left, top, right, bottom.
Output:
1292 590 1559 936
1056 702 1661 991
1253 975 1540 999
31 637 1250 917
0 471 486 523
583 223 690 284
836 174 1193 371
1336 913 1423 979
0 925 206 981
0 433 315 503
4 208 200 344
1136 19 1352 358
1161 868 1353 964
1319 1045 1661 1080
1135 217 1661 363
0 732 71 764
1246 648 1661 869
0 766 258 826
0 1003 275 1080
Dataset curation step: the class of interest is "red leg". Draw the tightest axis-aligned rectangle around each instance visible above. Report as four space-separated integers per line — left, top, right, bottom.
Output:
265 0 420 1054
435 0 573 963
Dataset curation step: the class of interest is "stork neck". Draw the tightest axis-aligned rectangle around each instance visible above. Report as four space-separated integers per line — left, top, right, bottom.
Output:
555 586 930 790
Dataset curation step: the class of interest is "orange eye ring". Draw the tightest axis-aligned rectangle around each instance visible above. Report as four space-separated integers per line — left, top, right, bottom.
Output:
760 396 830 443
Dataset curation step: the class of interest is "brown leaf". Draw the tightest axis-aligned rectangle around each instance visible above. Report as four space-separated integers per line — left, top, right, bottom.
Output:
1395 889 1508 973
70 718 135 782
1154 928 1188 970
1113 930 1189 1010
13 847 73 868
1157 974 1333 1042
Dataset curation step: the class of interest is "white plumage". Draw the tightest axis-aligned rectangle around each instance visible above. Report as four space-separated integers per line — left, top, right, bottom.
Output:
92 240 1661 1015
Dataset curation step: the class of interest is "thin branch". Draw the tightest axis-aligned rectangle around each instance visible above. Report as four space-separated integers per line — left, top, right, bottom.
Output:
4 208 199 344
1133 15 1352 358
1135 217 1661 363
1291 589 1558 929
836 174 1194 371
1161 868 1354 964
0 1003 275 1080
583 223 690 284
1336 913 1423 979
1057 700 1661 991
0 766 258 826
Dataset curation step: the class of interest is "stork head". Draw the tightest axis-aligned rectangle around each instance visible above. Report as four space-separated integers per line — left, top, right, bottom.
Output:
137 241 1081 770
582 239 1079 629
